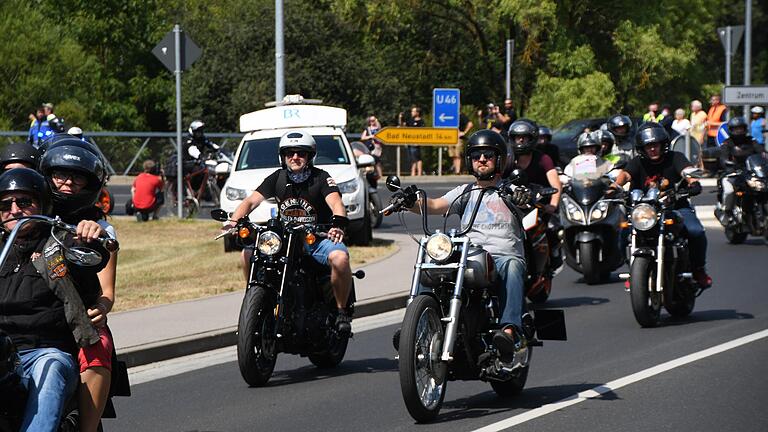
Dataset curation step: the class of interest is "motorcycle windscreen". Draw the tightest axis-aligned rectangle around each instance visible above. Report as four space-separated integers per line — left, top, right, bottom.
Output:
746 154 768 178
534 309 567 341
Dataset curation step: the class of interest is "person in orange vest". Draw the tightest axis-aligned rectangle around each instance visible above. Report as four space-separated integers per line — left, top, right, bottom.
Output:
705 94 728 149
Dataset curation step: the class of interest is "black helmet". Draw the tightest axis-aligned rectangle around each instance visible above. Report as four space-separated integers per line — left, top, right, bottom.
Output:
607 115 632 139
537 126 552 145
634 123 670 159
39 139 106 215
576 132 601 154
465 130 508 180
727 116 749 144
0 168 52 215
0 143 41 170
596 130 616 156
508 119 539 155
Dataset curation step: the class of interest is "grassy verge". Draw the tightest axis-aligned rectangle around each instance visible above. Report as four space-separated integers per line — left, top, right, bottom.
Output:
110 217 396 311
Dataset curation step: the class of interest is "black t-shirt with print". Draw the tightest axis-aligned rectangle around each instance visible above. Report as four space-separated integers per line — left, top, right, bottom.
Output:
625 151 692 208
256 167 341 225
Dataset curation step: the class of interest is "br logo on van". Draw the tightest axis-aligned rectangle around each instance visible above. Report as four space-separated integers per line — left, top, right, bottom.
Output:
283 109 301 119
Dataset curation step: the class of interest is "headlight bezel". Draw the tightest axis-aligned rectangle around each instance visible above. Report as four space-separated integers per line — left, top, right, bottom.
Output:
225 186 248 201
425 233 453 263
257 231 282 255
631 203 658 231
337 178 360 194
562 196 586 224
589 201 610 223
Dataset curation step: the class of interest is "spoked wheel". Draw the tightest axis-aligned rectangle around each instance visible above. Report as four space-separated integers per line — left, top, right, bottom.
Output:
629 256 662 327
490 347 532 398
237 286 277 386
399 295 447 423
724 226 747 244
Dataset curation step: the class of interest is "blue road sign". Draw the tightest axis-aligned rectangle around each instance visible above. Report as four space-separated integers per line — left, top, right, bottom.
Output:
716 123 729 146
433 88 460 128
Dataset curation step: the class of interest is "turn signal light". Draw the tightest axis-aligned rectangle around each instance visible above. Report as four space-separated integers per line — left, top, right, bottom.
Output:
619 221 630 228
736 191 744 197
663 219 675 225
305 232 317 245
238 227 251 239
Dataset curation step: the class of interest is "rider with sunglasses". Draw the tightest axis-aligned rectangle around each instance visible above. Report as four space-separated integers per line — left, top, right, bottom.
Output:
394 130 533 360
0 168 108 431
38 136 117 432
226 130 354 334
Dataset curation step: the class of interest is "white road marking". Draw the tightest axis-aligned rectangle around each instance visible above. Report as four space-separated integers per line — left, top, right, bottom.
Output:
127 308 405 385
472 328 768 432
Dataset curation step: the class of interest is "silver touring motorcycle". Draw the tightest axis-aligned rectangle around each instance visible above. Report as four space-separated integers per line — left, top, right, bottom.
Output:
383 175 567 423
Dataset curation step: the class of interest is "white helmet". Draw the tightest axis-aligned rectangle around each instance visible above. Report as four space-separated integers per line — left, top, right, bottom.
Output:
751 106 764 114
278 129 316 166
189 120 205 137
67 126 83 138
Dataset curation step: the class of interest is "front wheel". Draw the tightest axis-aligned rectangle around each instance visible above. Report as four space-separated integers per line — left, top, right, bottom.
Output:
579 242 601 285
369 193 383 229
629 256 662 327
724 226 747 244
237 286 277 386
399 295 447 423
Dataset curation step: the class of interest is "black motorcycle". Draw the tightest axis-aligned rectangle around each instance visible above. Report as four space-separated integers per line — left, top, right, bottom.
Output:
619 168 705 327
714 154 768 244
212 209 363 386
0 215 129 431
383 176 566 423
559 160 626 284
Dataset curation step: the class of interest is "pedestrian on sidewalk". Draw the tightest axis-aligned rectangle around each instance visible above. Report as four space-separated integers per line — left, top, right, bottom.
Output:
750 106 765 146
360 115 384 179
401 106 424 176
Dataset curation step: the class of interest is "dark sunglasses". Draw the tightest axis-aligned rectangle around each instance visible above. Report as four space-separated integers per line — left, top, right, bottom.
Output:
283 150 309 158
469 149 497 161
0 197 35 211
51 170 88 185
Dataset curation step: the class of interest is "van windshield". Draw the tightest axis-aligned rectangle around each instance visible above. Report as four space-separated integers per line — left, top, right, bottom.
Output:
236 135 350 170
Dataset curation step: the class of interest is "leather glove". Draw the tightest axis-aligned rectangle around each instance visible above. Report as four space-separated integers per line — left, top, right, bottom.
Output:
687 181 702 196
392 189 417 210
510 187 532 207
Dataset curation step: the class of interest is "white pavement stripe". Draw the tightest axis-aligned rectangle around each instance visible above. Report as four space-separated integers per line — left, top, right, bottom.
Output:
127 308 405 385
472 328 768 432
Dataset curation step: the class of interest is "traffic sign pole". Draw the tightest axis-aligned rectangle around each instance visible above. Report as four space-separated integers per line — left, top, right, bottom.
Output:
174 24 183 218
744 0 752 115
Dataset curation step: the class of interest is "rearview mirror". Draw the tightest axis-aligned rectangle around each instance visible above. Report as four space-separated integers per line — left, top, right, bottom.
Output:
507 168 528 186
210 209 229 222
356 154 376 168
385 175 401 192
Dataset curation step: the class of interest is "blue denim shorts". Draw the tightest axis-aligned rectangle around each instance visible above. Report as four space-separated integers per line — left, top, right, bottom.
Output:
305 238 349 266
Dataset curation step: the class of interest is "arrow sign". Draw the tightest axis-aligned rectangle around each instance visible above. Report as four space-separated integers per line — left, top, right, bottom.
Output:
152 29 202 72
374 127 459 146
433 88 460 128
716 123 729 147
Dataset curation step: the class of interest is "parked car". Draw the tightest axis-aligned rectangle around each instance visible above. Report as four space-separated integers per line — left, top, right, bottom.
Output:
219 95 376 251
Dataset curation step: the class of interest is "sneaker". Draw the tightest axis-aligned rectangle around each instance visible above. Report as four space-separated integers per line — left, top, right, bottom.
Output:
335 309 352 335
692 268 712 289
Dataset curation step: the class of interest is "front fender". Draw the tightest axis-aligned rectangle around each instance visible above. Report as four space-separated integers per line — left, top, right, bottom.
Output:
574 231 601 244
632 248 655 258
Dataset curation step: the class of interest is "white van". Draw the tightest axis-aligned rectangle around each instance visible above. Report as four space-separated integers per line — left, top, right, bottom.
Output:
219 95 375 249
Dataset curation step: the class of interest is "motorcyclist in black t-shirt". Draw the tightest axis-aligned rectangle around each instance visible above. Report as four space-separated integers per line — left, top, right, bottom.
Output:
615 123 711 288
536 126 562 168
225 130 353 333
717 116 766 224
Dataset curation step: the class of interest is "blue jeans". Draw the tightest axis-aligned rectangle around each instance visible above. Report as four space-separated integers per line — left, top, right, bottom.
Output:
493 255 526 328
678 207 707 269
305 238 349 266
18 348 78 432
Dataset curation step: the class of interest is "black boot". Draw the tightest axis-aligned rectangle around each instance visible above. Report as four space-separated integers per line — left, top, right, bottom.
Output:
335 309 352 335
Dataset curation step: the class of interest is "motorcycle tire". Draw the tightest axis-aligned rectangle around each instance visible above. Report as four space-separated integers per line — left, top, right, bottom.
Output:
664 284 696 318
629 256 662 327
399 295 447 423
308 333 349 369
579 242 602 285
369 193 383 229
724 226 748 244
490 348 532 398
206 180 221 208
237 286 277 386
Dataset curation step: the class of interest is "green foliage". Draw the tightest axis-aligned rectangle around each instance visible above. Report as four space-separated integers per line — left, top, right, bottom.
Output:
528 72 616 127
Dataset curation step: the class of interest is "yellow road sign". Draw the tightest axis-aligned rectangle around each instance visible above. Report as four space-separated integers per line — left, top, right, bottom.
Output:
374 127 458 146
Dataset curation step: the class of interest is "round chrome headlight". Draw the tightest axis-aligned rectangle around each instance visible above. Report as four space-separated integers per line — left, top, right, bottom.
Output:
257 231 282 255
631 204 658 231
747 177 767 191
425 233 453 262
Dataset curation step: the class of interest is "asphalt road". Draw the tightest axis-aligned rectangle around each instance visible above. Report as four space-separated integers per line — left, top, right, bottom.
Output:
106 182 768 431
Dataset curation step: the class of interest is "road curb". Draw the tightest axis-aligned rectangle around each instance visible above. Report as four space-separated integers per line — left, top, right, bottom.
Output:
117 293 409 368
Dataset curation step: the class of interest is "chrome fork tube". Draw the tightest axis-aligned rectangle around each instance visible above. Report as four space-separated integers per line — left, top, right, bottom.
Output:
407 237 428 305
655 229 664 293
441 238 470 362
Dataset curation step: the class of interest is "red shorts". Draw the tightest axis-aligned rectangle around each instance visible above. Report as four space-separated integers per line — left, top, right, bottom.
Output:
78 326 114 373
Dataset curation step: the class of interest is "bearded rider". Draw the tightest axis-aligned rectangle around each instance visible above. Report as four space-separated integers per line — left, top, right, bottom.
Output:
615 123 712 288
393 130 533 360
225 130 353 334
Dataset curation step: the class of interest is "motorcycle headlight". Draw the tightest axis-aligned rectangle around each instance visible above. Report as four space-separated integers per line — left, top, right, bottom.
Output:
257 231 282 255
425 233 453 263
562 196 585 223
746 177 767 191
631 204 658 231
337 179 359 194
590 201 610 223
225 187 248 201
